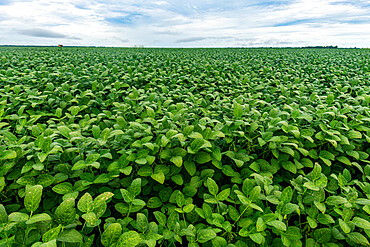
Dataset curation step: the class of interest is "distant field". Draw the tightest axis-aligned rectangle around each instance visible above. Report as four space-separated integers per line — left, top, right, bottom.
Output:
1 47 370 246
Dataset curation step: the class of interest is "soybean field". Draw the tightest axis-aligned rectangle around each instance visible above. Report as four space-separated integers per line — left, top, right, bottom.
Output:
1 47 370 246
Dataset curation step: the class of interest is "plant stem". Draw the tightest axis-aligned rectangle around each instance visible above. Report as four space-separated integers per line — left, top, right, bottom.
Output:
232 205 249 227
182 213 187 227
82 221 87 231
126 203 132 218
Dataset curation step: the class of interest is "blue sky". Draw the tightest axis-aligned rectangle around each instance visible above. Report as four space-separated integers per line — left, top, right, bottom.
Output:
0 0 369 47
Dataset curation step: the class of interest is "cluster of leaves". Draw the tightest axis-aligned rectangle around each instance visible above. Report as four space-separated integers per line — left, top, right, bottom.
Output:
1 47 370 246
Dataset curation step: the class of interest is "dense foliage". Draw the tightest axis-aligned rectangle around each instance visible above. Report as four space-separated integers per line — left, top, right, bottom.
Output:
1 47 370 246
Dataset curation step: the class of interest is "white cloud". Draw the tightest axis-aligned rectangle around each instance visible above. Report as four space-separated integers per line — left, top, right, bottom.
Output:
0 0 369 47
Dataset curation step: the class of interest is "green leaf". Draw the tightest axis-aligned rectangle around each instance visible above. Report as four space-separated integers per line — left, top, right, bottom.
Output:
267 220 287 231
307 216 317 229
207 178 219 196
121 166 133 175
86 153 100 164
319 150 335 160
282 203 299 215
311 163 322 180
57 229 83 243
184 161 196 176
347 232 370 246
197 229 217 243
280 147 295 157
26 213 51 224
249 186 261 202
93 203 108 218
211 236 227 247
8 212 29 222
36 174 55 187
281 235 291 247
54 198 76 225
216 188 231 201
135 158 147 165
347 150 360 160
3 131 17 143
168 212 180 230
171 174 183 185
117 231 141 247
190 138 206 153
137 166 153 176
78 192 93 213
24 184 43 212
55 107 62 118
183 204 195 213
317 214 335 225
57 125 71 139
280 186 293 203
282 161 297 174
239 227 249 237
170 156 183 167
69 105 80 116
249 233 264 245
176 191 185 208
101 223 122 247
315 176 327 188
195 151 212 164
153 211 167 226
0 150 17 160
313 228 332 243
0 177 5 193
94 192 114 206
285 226 302 240
250 203 264 212
52 182 73 195
120 189 134 203
72 160 86 171
136 213 148 232
151 171 165 184
91 125 101 139
337 156 351 166
233 102 243 118
82 212 98 227
255 219 265 235
347 130 362 139
94 174 110 184
129 178 142 197
326 196 348 205
41 137 52 153
43 225 62 242
352 217 370 230
0 204 7 224
303 181 319 191
355 198 370 205
147 197 162 208
38 240 57 247
314 201 326 213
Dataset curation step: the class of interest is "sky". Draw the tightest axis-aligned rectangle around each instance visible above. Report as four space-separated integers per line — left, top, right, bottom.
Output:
0 0 370 47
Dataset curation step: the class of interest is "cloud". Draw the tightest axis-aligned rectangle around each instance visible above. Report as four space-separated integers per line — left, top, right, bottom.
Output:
17 28 81 40
154 30 181 35
0 0 369 47
18 28 67 38
0 0 12 5
176 36 234 43
116 38 130 43
235 38 302 47
176 37 208 43
106 13 146 25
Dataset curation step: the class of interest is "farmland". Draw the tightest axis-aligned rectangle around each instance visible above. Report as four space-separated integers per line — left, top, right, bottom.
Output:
1 47 370 246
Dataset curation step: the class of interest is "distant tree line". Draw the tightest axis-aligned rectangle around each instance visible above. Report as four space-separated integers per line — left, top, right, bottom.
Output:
301 45 338 49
